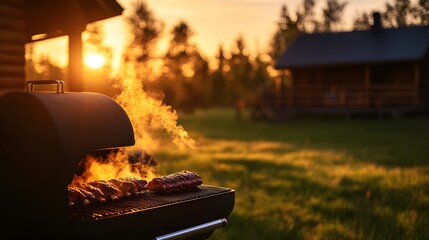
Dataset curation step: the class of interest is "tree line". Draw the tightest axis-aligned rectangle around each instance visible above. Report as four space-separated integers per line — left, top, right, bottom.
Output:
26 0 428 112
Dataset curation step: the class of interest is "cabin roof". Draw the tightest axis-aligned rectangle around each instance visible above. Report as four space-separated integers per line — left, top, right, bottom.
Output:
275 25 429 69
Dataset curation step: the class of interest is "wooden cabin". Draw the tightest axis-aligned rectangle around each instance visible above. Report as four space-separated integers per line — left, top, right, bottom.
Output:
0 0 123 94
273 16 429 118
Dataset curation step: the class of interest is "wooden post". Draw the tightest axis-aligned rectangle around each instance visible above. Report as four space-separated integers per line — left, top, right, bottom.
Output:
66 0 85 92
68 27 84 92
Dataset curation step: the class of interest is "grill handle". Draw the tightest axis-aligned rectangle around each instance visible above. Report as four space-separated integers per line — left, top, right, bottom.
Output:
154 218 227 240
26 80 64 93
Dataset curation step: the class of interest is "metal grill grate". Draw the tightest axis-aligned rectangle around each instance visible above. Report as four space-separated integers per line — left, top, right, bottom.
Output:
69 185 231 221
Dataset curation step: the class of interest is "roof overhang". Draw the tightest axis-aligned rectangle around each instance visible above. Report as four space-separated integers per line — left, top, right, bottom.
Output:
25 0 123 42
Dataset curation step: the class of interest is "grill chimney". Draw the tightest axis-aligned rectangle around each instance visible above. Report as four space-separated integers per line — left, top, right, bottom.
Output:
371 12 382 30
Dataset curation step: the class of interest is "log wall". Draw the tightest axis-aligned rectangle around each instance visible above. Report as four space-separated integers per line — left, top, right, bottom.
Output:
0 0 26 91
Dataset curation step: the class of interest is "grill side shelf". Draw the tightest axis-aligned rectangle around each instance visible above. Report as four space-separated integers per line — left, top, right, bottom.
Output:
69 185 232 221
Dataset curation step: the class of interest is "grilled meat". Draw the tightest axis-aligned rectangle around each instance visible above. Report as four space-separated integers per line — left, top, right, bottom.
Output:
75 182 107 202
108 178 140 197
68 186 96 207
147 170 202 193
88 180 122 200
120 176 147 192
68 177 147 207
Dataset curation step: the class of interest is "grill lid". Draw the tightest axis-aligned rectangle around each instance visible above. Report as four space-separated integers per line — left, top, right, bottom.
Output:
0 90 135 219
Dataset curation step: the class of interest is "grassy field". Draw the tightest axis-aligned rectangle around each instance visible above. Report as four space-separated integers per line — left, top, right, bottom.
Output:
153 109 429 240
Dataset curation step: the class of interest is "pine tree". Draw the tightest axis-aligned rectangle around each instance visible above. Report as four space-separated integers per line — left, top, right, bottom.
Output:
353 12 372 30
210 45 227 106
322 0 348 32
123 0 163 80
158 21 208 111
383 0 428 27
352 0 429 30
268 5 301 63
227 36 253 104
296 0 320 32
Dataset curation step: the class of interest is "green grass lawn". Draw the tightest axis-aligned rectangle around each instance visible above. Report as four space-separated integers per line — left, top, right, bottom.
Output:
153 109 429 240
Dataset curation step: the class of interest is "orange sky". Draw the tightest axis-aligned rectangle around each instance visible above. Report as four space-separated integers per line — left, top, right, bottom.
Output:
32 0 388 70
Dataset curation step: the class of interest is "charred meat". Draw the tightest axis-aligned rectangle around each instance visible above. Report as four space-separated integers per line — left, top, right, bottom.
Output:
75 182 107 202
87 180 122 200
146 170 203 194
119 176 147 192
108 177 147 197
68 187 96 207
68 177 148 207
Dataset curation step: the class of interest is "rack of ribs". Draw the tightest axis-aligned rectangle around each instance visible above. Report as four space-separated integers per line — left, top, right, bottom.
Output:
146 170 203 194
68 177 148 207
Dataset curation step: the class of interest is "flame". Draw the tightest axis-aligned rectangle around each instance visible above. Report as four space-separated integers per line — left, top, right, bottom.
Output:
71 150 156 185
70 66 195 185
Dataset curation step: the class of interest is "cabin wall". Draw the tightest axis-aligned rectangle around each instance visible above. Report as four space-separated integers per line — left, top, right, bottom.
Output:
0 0 26 92
367 62 419 107
290 66 365 107
370 62 415 84
286 62 423 110
293 66 364 87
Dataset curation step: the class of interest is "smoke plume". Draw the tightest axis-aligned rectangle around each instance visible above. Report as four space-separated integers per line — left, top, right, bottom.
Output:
115 70 196 153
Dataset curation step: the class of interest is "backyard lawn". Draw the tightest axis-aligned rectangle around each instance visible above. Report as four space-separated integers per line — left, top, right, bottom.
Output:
153 109 429 240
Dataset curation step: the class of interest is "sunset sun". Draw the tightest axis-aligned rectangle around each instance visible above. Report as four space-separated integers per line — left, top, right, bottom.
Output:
85 53 105 69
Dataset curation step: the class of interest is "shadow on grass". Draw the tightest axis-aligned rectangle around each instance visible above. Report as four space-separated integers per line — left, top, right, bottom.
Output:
200 158 429 240
174 110 429 239
212 212 300 240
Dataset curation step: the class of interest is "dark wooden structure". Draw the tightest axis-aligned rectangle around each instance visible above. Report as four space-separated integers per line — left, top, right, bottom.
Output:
272 18 429 118
0 0 123 93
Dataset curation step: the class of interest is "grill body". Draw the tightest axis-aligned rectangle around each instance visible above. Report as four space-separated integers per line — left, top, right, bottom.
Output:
0 91 234 239
0 91 135 237
71 186 234 239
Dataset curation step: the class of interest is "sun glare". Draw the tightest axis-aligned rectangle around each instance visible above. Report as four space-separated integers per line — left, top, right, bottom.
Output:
85 53 105 69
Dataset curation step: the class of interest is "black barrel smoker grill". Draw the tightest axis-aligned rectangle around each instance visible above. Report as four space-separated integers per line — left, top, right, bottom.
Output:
0 81 235 239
